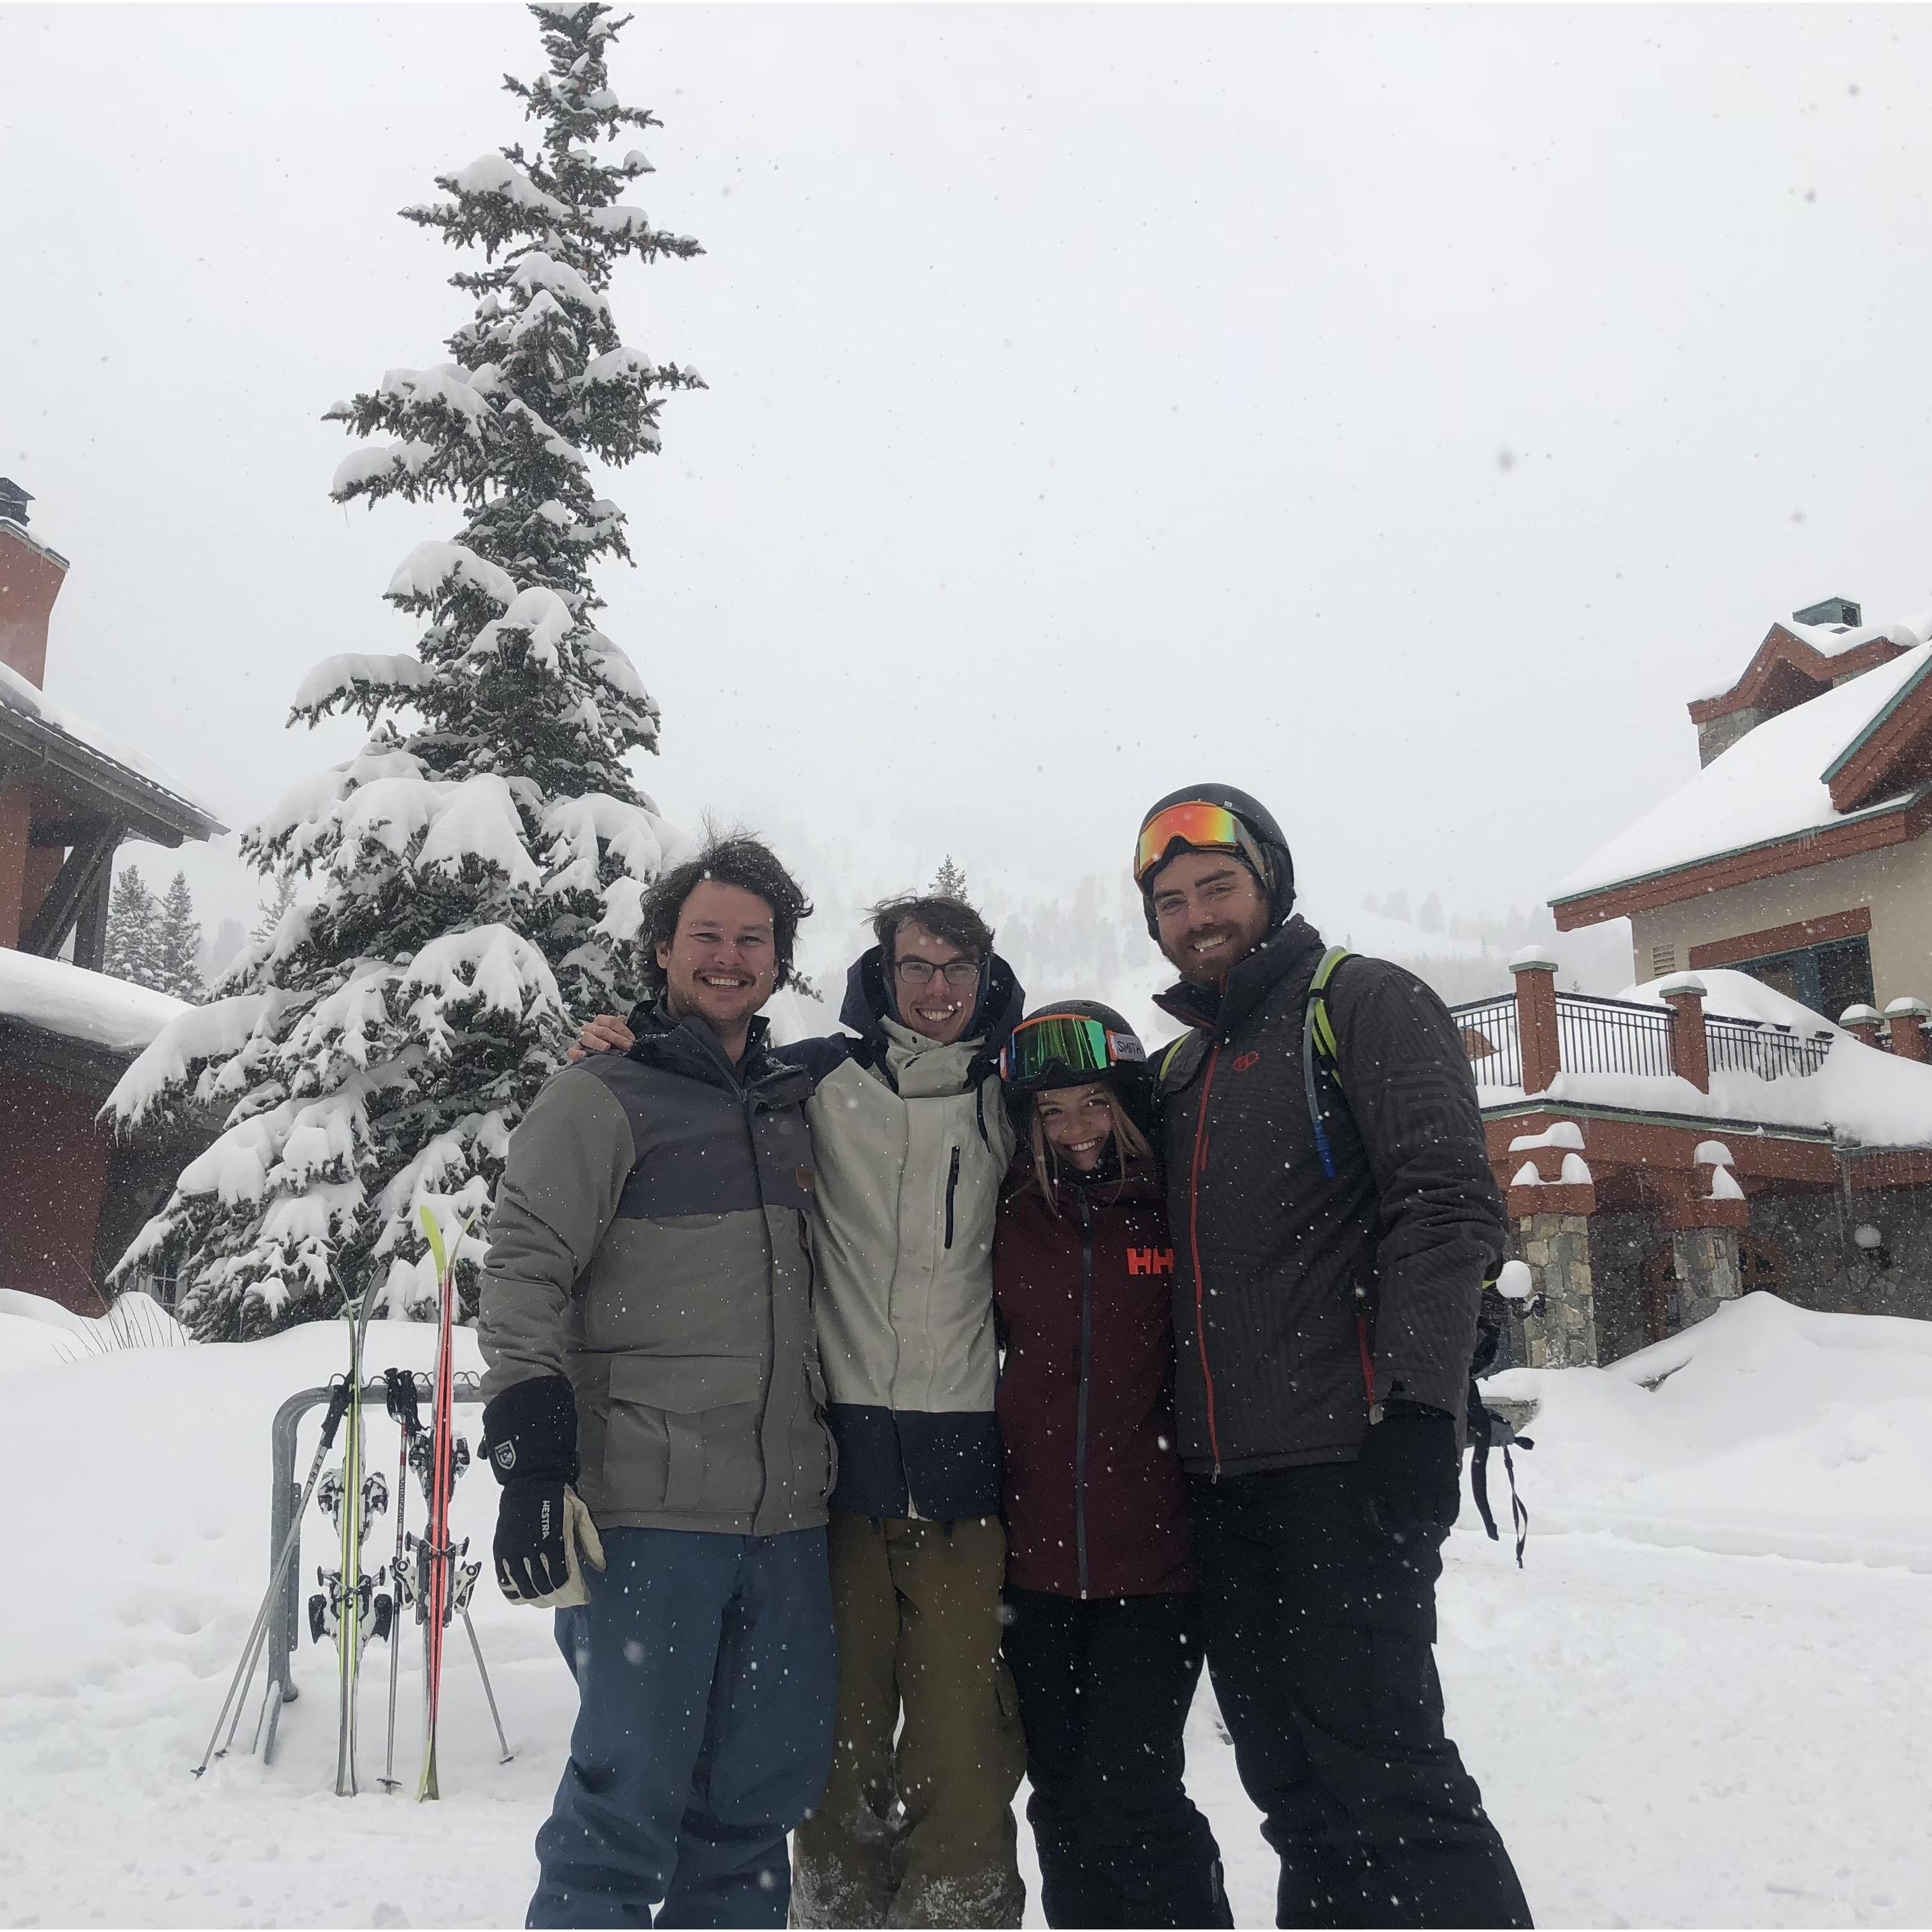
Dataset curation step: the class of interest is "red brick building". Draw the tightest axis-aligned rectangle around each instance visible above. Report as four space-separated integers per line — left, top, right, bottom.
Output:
0 480 223 1313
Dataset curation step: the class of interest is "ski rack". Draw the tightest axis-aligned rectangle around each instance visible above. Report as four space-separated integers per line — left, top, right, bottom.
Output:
261 1373 484 1764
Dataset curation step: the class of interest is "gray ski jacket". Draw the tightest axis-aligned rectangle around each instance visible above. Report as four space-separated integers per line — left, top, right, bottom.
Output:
477 1004 835 1538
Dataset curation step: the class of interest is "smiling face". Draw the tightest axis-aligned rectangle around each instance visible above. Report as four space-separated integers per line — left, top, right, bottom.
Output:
655 880 779 1054
1034 1083 1116 1172
1150 849 1272 986
891 919 982 1045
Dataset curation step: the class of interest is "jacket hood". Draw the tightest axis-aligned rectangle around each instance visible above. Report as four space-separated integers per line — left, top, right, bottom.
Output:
1153 913 1325 1037
840 944 1027 1062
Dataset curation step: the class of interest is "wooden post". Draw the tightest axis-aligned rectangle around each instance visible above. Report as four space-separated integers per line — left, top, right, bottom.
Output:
1659 972 1710 1093
1511 948 1561 1095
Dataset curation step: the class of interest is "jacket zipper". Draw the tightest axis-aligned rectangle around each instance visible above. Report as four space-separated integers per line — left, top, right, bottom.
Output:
1075 1189 1094 1599
944 1146 960 1250
1188 1041 1225 1476
744 1088 777 1526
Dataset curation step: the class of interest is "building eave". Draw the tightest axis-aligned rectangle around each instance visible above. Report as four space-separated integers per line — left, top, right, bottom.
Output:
0 705 226 845
1476 1097 1839 1146
1551 785 1932 929
1687 624 1906 726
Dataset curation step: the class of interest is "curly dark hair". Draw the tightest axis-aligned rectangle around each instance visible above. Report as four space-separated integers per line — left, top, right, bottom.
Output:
636 835 814 998
868 892 995 966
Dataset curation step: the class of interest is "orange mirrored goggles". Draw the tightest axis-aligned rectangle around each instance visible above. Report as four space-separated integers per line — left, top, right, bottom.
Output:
1133 801 1246 886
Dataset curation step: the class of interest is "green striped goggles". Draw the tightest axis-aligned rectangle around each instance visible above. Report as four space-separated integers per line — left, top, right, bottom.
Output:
1000 1012 1146 1091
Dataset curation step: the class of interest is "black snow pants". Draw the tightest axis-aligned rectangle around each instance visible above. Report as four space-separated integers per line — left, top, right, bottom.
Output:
1002 1587 1232 1929
1188 1467 1532 1931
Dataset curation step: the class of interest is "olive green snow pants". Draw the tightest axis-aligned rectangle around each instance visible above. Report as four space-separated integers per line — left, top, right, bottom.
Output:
791 1511 1027 1928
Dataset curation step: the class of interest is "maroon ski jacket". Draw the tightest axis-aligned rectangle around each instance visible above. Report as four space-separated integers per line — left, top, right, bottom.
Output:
993 1160 1193 1599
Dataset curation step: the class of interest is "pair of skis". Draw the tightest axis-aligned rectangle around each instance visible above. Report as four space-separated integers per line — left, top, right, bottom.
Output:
194 1209 509 1794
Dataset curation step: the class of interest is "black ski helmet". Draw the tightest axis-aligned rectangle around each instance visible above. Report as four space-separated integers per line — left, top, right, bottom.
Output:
1002 998 1154 1138
1134 784 1296 936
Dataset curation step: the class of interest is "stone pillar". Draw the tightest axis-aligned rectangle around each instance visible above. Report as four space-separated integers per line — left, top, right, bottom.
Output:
1884 998 1931 1062
1511 949 1561 1095
1673 1225 1743 1328
1841 1004 1885 1049
1659 972 1710 1092
1518 1211 1598 1368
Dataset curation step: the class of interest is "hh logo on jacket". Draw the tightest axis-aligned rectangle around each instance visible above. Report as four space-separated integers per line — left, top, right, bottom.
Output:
1127 1247 1176 1277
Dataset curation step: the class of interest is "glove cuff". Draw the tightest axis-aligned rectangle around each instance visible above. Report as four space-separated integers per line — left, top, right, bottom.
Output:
481 1374 579 1487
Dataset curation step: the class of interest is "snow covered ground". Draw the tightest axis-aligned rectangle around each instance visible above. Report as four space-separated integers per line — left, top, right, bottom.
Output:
2 1292 1928 1928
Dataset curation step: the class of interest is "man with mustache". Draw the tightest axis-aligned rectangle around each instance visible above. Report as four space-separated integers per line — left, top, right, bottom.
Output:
1134 785 1532 1931
579 891 1029 1928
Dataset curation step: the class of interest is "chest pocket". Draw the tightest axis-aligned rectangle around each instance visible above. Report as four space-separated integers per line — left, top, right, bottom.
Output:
606 1353 765 1515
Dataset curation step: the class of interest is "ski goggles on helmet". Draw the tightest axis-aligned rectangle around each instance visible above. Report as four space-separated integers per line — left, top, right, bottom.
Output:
1000 1012 1147 1092
1134 800 1265 888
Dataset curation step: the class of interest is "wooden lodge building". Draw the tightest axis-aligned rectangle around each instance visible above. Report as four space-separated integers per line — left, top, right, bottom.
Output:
0 480 222 1313
1460 593 1932 1371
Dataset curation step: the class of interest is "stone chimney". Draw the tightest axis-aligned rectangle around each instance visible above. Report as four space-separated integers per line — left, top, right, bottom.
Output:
0 480 68 689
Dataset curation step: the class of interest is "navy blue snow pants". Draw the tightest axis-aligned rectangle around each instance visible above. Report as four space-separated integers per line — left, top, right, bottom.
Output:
526 1525 837 1930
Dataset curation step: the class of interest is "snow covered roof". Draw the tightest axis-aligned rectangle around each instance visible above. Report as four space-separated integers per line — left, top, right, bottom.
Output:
1555 643 1932 905
1687 605 1932 707
0 661 224 837
0 949 187 1056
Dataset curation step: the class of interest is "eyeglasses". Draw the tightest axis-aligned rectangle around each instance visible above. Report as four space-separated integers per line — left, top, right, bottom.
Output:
1001 1012 1146 1090
1134 800 1249 886
894 956 981 989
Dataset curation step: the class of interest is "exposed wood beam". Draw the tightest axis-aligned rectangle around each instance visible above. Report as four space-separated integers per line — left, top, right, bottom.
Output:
18 818 124 958
29 815 112 848
73 856 113 972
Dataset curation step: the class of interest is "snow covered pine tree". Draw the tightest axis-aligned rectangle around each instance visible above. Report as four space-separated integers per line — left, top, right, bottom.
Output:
104 863 162 990
108 2 702 1341
155 871 205 1004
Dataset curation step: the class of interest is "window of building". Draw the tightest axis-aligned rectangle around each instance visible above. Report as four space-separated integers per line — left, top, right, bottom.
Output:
1731 935 1873 1021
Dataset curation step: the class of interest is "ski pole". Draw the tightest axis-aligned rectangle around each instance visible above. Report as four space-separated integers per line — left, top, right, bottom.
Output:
192 1377 352 1778
460 1603 515 1764
226 1385 355 1763
380 1367 422 1791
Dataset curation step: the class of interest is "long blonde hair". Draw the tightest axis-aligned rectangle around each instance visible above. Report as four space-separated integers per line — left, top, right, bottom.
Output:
1028 1085 1152 1209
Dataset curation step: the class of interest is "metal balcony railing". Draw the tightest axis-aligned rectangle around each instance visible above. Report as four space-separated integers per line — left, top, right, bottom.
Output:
1555 993 1675 1078
1705 1014 1835 1080
1453 995 1522 1089
1449 991 1835 1089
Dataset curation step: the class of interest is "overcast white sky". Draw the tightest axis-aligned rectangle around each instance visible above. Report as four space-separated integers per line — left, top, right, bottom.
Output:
6 3 1932 960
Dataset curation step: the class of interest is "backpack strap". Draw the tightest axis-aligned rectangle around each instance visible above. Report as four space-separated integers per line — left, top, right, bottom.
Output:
1301 946 1353 1181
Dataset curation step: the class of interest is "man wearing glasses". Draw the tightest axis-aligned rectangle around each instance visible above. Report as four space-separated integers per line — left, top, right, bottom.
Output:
579 893 1029 1928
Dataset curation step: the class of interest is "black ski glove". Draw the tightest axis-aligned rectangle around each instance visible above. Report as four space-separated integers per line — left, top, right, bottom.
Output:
1359 1399 1460 1541
482 1376 603 1606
